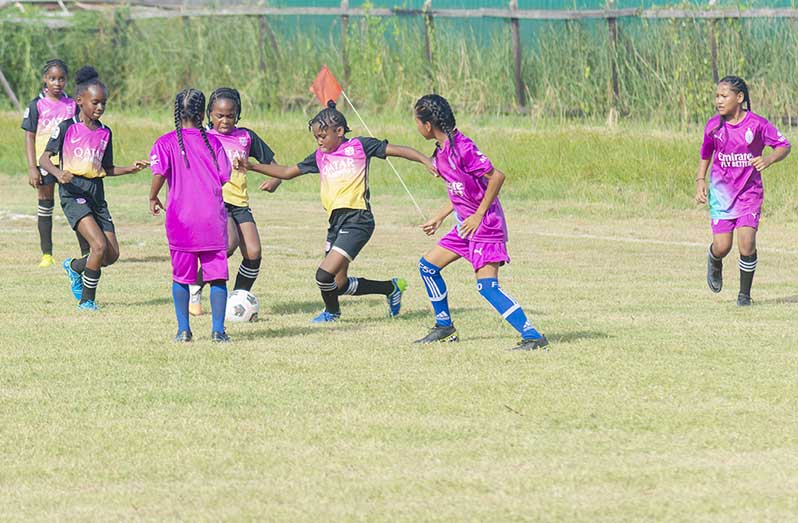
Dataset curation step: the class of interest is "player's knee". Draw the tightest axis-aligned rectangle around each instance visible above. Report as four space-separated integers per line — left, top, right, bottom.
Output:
104 249 119 266
712 242 732 258
248 245 262 260
418 256 439 276
315 267 337 292
91 238 107 258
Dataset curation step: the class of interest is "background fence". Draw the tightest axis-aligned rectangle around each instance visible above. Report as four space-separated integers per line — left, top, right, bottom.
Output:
2 1 798 126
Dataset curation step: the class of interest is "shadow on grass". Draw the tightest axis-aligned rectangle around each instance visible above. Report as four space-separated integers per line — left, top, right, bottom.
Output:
269 300 324 315
754 295 798 305
119 255 170 264
108 296 172 306
230 323 363 341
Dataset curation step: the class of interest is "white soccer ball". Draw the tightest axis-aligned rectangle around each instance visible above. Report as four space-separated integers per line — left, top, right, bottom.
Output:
225 290 259 322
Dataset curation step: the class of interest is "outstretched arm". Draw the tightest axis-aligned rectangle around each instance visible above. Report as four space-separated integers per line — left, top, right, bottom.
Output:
109 160 150 177
235 157 302 180
385 144 437 175
459 168 505 238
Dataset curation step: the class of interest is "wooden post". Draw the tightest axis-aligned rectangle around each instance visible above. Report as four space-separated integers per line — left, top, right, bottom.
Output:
0 66 21 111
259 16 281 69
509 0 525 109
709 19 719 83
423 0 434 66
606 0 620 125
341 0 350 85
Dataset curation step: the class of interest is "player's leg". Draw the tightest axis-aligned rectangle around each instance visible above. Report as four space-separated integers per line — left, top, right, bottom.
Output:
73 215 106 309
736 225 757 306
313 250 349 322
170 249 197 342
200 249 230 342
475 262 547 351
233 219 262 292
36 182 55 266
414 244 461 344
707 221 734 293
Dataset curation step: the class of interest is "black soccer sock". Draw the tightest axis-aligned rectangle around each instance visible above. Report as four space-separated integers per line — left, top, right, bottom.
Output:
315 267 340 314
70 255 88 274
739 252 757 297
76 231 91 257
80 267 101 303
37 199 54 255
234 257 261 292
339 277 394 296
709 244 723 266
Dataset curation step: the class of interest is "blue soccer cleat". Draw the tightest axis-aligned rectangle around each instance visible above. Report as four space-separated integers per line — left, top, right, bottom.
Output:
387 278 407 318
76 300 99 312
62 258 83 300
311 310 341 323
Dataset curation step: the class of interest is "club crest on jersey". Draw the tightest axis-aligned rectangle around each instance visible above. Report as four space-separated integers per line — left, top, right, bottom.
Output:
344 146 355 156
50 126 60 140
745 128 754 144
238 137 248 147
150 154 159 166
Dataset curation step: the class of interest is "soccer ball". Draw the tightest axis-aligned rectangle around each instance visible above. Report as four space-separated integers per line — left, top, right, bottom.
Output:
225 290 259 322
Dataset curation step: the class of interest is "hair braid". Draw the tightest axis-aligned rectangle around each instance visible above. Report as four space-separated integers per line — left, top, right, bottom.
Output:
174 90 188 167
414 94 457 152
308 100 351 134
200 127 219 172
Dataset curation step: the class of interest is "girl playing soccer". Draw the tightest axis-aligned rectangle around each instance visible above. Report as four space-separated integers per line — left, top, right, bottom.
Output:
149 88 233 342
187 87 281 316
412 94 547 350
245 101 435 323
39 66 148 311
696 76 790 306
21 59 90 266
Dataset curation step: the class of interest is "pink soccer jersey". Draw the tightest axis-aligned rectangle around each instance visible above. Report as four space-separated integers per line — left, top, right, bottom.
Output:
21 92 77 165
700 111 790 220
44 116 113 179
150 128 232 252
432 130 507 243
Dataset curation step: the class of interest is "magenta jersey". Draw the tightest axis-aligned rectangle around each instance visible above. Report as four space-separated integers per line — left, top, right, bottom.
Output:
44 116 113 179
149 129 232 252
432 130 507 242
700 112 790 220
21 91 77 165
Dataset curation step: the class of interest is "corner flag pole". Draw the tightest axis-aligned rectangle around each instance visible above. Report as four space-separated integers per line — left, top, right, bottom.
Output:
339 90 428 221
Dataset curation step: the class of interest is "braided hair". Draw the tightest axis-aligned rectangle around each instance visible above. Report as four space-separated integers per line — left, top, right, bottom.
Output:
74 66 106 97
414 94 457 151
308 100 351 134
207 87 242 127
174 88 218 171
714 75 751 133
41 59 67 92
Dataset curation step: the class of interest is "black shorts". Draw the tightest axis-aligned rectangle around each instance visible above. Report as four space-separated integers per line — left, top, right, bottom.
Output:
38 167 57 186
59 176 115 233
225 203 256 225
325 208 375 262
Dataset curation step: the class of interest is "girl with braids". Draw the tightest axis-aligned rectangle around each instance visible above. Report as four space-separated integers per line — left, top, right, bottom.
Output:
186 87 281 316
148 88 232 342
412 94 547 350
696 76 790 306
21 59 90 267
39 66 148 311
250 100 435 323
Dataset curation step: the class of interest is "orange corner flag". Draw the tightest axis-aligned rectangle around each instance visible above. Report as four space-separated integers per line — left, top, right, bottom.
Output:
309 66 342 106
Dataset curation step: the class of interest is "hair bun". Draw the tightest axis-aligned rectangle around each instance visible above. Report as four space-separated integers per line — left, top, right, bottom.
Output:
326 100 337 109
75 66 99 85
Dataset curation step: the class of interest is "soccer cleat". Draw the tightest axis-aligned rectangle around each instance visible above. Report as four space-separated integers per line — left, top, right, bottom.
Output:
76 300 99 312
189 284 203 316
737 293 753 307
38 254 55 268
707 253 723 293
510 335 550 351
311 310 341 323
62 258 83 300
211 331 231 343
414 324 459 344
174 330 193 343
387 278 407 317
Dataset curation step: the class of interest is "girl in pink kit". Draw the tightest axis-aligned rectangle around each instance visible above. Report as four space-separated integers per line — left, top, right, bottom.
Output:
149 88 232 343
413 94 547 350
21 59 90 266
696 76 790 306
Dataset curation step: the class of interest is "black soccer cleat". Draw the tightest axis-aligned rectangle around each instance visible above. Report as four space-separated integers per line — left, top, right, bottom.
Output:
174 330 193 343
414 324 459 344
737 293 752 307
707 252 723 293
510 335 549 351
211 331 232 343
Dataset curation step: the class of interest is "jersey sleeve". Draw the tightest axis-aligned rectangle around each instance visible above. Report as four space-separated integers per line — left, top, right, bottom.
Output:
149 137 171 179
356 137 388 159
44 120 68 157
761 119 791 149
297 151 319 174
700 120 716 160
458 138 494 178
101 128 114 173
247 129 276 164
20 98 39 132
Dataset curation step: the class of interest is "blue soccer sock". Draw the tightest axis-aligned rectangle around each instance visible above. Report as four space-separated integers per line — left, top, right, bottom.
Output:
477 278 542 340
419 257 452 327
172 281 191 333
209 281 227 334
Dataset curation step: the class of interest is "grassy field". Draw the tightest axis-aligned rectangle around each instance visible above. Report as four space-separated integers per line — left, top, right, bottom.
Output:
3 112 798 521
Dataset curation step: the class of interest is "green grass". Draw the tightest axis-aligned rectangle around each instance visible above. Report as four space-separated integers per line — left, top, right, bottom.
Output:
3 115 798 520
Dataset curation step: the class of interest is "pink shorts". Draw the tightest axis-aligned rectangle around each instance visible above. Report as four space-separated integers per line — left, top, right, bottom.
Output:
711 211 760 235
438 227 510 271
170 249 228 284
